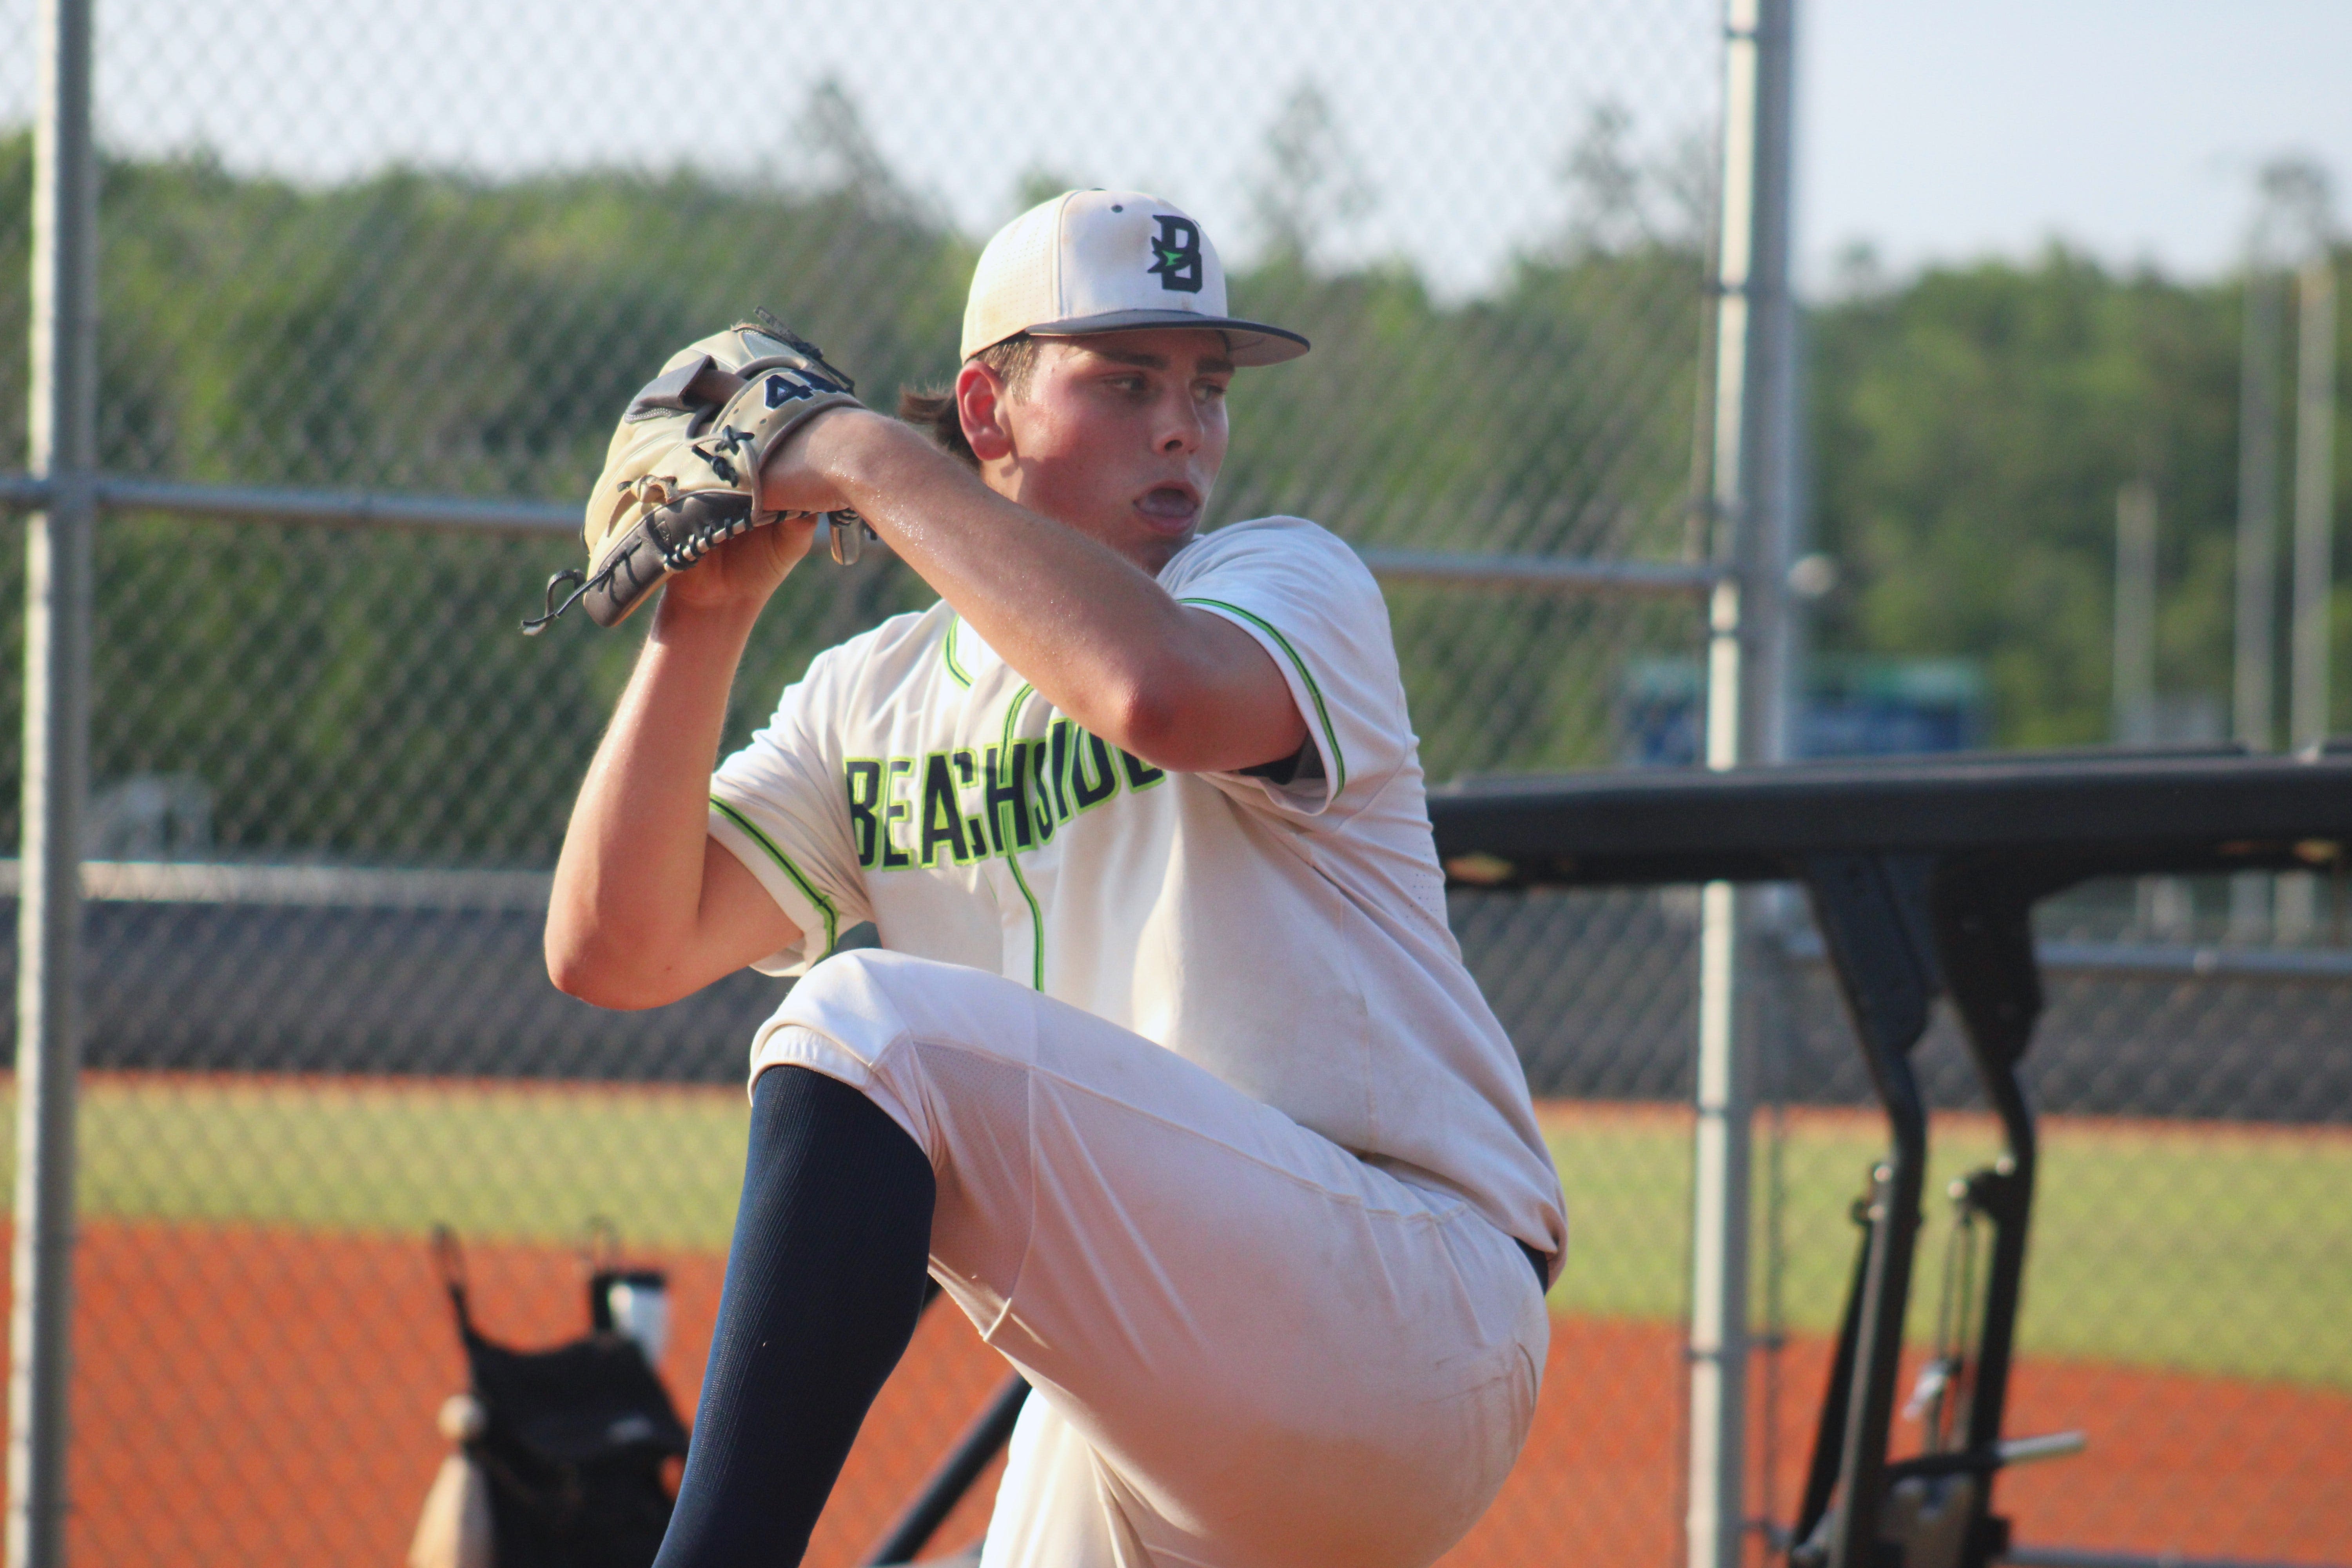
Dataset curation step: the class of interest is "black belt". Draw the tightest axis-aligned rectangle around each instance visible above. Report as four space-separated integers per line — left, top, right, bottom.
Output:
1520 1241 1549 1291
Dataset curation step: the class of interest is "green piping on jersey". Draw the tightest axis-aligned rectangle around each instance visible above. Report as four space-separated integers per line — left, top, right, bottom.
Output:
710 797 840 957
942 615 973 689
1176 598 1347 794
998 684 1047 990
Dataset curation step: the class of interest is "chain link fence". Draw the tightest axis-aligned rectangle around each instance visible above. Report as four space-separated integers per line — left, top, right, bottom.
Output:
0 2 2347 1566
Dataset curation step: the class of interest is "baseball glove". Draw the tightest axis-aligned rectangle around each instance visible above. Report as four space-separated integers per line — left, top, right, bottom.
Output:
523 311 876 633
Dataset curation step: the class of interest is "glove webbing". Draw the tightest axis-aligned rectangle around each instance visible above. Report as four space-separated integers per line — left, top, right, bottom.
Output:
521 506 869 634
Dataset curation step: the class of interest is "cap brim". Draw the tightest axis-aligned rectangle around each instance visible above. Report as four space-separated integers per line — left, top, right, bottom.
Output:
1022 309 1310 367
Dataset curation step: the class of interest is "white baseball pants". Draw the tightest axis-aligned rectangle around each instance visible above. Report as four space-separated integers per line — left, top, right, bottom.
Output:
748 950 1548 1568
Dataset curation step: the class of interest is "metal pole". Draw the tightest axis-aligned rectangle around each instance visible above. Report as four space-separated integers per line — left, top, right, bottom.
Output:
1690 3 1797 1564
2279 254 2337 941
2230 257 2284 940
10 3 96 1565
2290 254 2336 751
2113 481 2186 935
2235 265 2285 753
2112 481 2158 746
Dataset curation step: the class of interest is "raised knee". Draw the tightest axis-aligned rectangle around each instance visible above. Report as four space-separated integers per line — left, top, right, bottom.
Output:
775 949 1042 1084
789 946 927 1012
772 947 962 1056
795 944 883 995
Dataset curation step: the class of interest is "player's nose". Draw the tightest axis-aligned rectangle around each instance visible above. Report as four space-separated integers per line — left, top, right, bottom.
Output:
1153 389 1206 456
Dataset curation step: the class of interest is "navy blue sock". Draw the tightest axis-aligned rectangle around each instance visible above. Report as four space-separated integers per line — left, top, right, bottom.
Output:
653 1066 936 1568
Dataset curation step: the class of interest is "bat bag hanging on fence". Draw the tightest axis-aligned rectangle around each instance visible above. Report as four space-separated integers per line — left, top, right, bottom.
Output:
412 1227 690 1568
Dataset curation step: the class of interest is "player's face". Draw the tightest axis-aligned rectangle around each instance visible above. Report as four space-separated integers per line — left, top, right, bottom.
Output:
984 330 1234 575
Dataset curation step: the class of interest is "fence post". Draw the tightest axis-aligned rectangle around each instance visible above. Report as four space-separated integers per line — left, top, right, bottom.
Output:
10 2 96 1566
1690 2 1798 1566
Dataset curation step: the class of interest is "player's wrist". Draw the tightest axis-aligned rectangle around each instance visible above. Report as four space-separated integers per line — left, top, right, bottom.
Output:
648 574 771 645
800 407 938 511
758 405 884 517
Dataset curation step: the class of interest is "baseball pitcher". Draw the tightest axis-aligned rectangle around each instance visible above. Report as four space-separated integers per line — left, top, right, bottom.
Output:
545 190 1566 1568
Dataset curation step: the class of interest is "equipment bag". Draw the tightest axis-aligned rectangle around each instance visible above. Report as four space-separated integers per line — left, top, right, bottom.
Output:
420 1227 691 1568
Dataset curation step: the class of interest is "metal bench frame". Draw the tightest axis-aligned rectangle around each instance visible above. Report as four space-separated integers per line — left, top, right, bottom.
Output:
1428 747 2352 1568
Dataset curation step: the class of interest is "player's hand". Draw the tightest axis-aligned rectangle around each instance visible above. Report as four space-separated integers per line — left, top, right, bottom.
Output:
655 511 820 619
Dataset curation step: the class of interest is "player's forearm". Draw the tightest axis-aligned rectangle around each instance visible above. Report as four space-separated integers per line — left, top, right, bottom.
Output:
789 414 1273 766
546 597 764 1006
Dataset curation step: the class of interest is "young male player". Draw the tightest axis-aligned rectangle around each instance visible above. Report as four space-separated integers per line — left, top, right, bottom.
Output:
546 190 1566 1568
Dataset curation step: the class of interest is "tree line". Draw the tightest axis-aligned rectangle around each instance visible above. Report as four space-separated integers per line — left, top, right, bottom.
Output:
0 127 2338 862
1808 241 2350 750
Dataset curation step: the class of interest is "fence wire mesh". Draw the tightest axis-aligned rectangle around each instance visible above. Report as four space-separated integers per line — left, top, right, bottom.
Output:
0 2 2346 1567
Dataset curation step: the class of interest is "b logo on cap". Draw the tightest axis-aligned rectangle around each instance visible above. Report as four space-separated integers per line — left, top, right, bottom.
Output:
1147 215 1203 294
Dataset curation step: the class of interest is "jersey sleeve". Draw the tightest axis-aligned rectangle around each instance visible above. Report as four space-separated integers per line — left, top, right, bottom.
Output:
1162 517 1415 822
708 650 874 977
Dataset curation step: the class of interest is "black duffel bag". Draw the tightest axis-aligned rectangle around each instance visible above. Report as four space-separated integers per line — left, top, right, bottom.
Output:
424 1227 690 1568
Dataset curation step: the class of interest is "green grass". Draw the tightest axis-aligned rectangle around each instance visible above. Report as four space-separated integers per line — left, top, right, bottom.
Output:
1542 1103 2352 1389
51 1075 753 1250
2 1079 2345 1388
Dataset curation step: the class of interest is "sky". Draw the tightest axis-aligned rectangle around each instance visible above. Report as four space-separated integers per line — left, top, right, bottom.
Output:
3 0 2348 298
1799 0 2352 289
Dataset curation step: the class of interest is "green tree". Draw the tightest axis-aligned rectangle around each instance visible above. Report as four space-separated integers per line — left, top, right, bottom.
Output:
2 87 1723 858
1806 245 2350 748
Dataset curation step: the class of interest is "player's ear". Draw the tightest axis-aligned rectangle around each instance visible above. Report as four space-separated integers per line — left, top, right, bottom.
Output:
957 361 1015 464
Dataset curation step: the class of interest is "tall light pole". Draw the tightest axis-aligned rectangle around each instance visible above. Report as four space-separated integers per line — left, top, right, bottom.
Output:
2290 252 2338 758
2234 266 2283 767
2281 233 2337 941
2230 161 2324 945
2236 159 2333 940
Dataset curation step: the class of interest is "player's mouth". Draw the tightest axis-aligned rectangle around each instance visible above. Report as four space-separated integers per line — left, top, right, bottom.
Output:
1133 483 1201 534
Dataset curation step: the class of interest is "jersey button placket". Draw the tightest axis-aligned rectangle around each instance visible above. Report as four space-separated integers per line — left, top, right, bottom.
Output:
984 685 1051 991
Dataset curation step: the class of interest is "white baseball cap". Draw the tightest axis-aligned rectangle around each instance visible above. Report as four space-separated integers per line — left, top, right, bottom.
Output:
960 189 1310 367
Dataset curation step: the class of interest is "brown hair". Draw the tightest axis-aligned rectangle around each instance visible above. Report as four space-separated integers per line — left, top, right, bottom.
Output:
897 334 1042 468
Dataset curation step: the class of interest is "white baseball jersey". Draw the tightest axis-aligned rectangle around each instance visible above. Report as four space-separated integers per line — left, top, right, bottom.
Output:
707 515 1565 1267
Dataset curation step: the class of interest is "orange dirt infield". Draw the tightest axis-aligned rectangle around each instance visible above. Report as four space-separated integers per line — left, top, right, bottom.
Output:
27 1220 2351 1566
